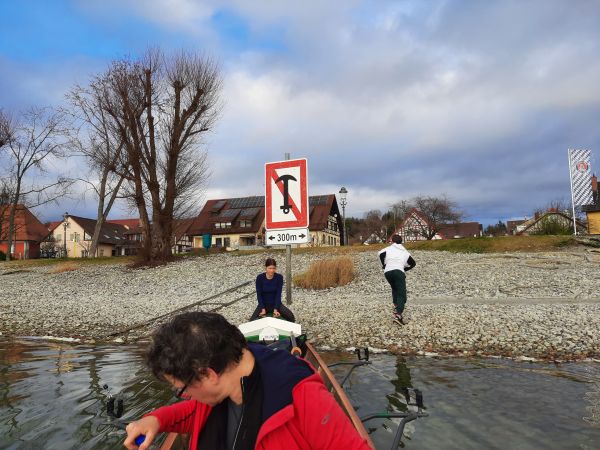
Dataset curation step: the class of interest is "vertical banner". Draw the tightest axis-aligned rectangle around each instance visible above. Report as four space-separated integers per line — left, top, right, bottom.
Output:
568 149 593 206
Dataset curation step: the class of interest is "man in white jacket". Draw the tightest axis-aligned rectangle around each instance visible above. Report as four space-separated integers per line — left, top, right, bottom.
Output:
378 234 416 325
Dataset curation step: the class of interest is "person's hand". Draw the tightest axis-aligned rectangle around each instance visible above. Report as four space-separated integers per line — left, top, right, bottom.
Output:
123 416 160 450
258 308 267 317
273 309 281 318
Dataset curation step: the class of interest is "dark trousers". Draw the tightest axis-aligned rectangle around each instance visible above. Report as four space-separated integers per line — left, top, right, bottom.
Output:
384 270 407 314
250 304 295 322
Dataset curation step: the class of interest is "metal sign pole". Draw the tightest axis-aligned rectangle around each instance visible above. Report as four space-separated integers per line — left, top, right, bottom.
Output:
285 152 292 305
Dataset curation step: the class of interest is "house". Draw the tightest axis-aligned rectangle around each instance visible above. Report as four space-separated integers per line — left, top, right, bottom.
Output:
108 217 200 254
392 208 482 241
0 204 50 259
437 222 483 239
517 210 586 235
393 209 431 241
108 218 143 255
507 219 527 235
187 194 344 250
48 215 132 257
582 174 600 235
172 218 197 253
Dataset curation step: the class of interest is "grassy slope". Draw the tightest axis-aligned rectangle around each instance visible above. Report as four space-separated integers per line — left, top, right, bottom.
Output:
0 236 579 269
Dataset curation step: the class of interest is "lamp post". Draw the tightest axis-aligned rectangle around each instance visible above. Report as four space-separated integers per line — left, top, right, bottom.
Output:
338 187 348 246
62 212 69 258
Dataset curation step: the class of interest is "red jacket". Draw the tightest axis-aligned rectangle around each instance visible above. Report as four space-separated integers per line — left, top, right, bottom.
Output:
149 367 371 449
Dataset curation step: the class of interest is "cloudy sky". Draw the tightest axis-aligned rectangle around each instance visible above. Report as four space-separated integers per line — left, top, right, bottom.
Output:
1 0 599 225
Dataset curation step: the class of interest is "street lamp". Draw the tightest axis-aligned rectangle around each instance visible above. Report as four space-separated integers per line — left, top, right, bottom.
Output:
338 187 348 246
63 212 69 258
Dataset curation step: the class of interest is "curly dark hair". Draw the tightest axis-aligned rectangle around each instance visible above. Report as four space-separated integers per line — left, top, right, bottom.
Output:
391 234 403 244
146 312 247 383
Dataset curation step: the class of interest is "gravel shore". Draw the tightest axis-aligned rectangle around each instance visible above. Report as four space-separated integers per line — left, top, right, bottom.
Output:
1 248 599 360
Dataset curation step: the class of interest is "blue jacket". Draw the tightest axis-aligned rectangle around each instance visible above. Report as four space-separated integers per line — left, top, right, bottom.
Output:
256 273 283 310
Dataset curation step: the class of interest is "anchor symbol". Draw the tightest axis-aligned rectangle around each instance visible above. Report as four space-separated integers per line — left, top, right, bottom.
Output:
275 174 297 214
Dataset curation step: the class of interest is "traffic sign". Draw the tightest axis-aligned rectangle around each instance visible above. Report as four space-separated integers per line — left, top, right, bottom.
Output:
265 158 308 230
265 228 310 245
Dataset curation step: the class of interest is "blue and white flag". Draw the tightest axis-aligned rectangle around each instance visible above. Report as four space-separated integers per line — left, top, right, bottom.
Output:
568 149 593 206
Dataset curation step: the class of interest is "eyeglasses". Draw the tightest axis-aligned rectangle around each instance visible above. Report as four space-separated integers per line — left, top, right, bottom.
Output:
174 376 195 399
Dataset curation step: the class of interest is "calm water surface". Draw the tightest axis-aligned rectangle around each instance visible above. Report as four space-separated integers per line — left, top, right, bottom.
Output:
1 338 599 449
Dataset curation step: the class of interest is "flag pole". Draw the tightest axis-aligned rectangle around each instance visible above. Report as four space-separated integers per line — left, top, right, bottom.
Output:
568 149 577 235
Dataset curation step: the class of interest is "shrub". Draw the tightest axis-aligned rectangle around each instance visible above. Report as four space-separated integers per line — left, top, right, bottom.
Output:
294 256 355 289
50 262 78 274
532 217 572 235
0 250 5 261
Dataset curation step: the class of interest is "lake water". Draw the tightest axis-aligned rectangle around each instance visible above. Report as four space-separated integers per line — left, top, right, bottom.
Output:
1 338 599 449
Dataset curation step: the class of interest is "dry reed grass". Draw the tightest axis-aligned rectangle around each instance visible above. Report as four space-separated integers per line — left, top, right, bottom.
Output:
49 262 78 274
293 256 354 289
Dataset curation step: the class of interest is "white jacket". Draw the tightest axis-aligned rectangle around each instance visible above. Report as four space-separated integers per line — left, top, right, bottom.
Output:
378 243 413 273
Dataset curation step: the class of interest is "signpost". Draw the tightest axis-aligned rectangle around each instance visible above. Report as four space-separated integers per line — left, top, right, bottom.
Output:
265 157 309 305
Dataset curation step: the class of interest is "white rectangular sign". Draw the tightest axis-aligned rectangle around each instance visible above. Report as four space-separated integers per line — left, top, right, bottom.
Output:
265 228 310 245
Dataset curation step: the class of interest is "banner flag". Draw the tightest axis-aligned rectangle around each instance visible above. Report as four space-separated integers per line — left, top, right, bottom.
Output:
568 149 593 206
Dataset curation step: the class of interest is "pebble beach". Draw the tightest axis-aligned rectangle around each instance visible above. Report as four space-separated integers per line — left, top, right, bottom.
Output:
1 248 599 361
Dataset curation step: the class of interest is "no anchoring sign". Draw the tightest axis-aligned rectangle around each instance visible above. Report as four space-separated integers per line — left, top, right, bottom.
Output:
265 158 309 230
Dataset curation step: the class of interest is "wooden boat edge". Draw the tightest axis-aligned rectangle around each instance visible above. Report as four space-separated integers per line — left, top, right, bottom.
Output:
159 342 375 449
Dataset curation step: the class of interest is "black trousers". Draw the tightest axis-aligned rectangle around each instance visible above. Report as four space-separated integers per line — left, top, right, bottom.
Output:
250 304 295 322
384 269 407 314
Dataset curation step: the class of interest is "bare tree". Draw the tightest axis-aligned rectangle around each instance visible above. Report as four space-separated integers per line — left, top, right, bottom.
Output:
100 49 221 263
3 107 73 261
411 195 463 240
0 109 14 148
362 209 388 243
67 79 128 257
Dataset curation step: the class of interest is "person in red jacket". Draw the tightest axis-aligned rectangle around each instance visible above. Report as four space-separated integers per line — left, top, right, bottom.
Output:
123 311 371 450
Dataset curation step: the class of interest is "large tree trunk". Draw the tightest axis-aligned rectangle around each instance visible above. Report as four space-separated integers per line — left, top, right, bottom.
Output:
5 181 21 261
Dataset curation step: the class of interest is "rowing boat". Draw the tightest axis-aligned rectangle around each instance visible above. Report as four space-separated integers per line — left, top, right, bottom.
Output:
153 317 375 449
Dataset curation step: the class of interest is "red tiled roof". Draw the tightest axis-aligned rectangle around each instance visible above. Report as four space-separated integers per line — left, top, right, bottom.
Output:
0 204 50 242
46 221 63 233
173 218 196 240
437 222 482 239
187 195 341 236
107 218 141 230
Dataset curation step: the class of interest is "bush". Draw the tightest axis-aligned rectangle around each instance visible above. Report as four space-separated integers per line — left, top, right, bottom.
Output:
293 256 355 289
0 250 5 261
49 262 78 274
532 217 572 235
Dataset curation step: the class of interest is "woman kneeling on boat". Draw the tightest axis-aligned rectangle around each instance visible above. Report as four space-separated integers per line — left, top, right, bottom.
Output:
250 258 295 322
123 312 371 450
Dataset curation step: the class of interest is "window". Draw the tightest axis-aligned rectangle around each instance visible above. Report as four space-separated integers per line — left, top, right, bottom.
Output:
215 222 232 229
74 233 81 243
240 220 252 228
215 237 223 247
84 232 91 240
99 249 104 256
70 233 74 241
224 237 230 247
56 233 62 241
